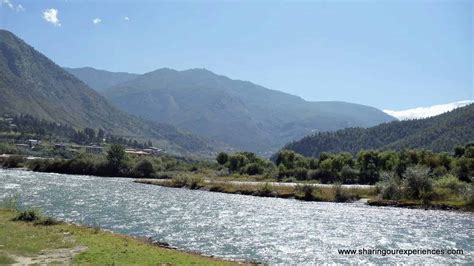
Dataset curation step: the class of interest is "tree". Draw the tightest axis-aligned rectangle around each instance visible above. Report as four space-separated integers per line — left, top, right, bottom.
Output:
216 152 229 165
84 128 96 142
133 159 154 178
275 150 307 169
379 151 399 172
97 129 105 141
245 163 264 175
454 146 465 158
357 150 380 184
107 144 126 170
454 157 474 182
228 154 247 173
464 146 474 159
403 165 433 201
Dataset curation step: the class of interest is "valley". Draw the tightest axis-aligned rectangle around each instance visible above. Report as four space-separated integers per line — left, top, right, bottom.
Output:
0 1 472 263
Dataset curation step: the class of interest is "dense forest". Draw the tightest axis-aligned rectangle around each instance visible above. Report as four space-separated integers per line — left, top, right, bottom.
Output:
283 104 474 157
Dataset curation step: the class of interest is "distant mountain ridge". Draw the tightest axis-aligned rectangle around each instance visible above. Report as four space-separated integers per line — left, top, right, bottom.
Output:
63 67 139 92
283 103 474 157
0 29 211 155
77 67 396 154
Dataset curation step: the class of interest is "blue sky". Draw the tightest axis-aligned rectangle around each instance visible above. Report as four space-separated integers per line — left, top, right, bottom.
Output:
0 0 472 110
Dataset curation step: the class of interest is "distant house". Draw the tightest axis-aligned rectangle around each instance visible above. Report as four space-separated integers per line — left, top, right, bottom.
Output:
148 147 163 155
15 143 29 149
85 146 103 154
27 139 40 148
54 143 68 150
125 149 150 156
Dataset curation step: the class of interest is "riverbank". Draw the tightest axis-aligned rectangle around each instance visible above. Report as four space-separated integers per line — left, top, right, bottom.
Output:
367 199 473 211
135 178 377 202
136 178 474 211
0 208 243 265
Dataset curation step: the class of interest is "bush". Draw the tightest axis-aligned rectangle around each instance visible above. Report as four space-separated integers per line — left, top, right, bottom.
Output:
26 159 46 172
2 155 25 168
228 154 248 173
256 183 273 196
34 217 60 226
308 169 334 183
14 209 42 222
188 176 204 189
171 176 188 187
381 182 401 200
377 172 402 200
216 152 229 165
0 143 17 154
293 168 308 180
245 163 264 175
132 159 155 178
340 166 359 184
296 184 315 200
453 157 474 182
466 186 474 206
67 157 98 175
403 166 433 202
333 183 351 202
434 175 465 194
153 172 175 179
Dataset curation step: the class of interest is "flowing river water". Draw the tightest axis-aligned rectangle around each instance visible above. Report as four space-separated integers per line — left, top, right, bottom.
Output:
0 169 472 264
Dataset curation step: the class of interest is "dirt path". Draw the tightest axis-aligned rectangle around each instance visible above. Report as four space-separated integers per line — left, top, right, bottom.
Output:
11 246 88 265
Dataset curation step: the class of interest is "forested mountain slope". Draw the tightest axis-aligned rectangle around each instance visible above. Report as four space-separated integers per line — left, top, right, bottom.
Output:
0 30 211 155
283 104 474 157
100 68 395 153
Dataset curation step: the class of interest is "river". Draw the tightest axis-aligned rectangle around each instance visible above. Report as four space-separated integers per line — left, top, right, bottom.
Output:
0 169 472 264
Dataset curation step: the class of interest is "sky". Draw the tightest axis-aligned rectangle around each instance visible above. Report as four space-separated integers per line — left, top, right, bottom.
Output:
0 0 472 110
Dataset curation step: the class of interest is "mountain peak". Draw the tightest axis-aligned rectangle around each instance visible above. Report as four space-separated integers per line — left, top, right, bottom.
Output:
100 65 395 153
384 100 473 120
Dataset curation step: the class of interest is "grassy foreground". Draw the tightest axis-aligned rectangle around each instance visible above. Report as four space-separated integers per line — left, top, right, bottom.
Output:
0 209 240 265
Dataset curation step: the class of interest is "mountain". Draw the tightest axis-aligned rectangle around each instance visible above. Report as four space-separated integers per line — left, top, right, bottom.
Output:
64 67 139 92
384 100 473 120
283 104 474 157
0 29 210 155
97 68 395 154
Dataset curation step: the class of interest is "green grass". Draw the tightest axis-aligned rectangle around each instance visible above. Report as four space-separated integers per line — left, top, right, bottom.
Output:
0 254 16 264
0 209 240 265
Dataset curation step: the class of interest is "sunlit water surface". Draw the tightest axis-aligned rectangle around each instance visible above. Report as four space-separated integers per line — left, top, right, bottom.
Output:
0 169 472 264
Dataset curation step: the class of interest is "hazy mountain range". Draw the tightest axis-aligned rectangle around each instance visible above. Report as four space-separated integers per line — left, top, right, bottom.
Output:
284 103 474 157
0 30 211 155
384 100 473 120
65 67 395 154
63 67 139 93
6 28 469 158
